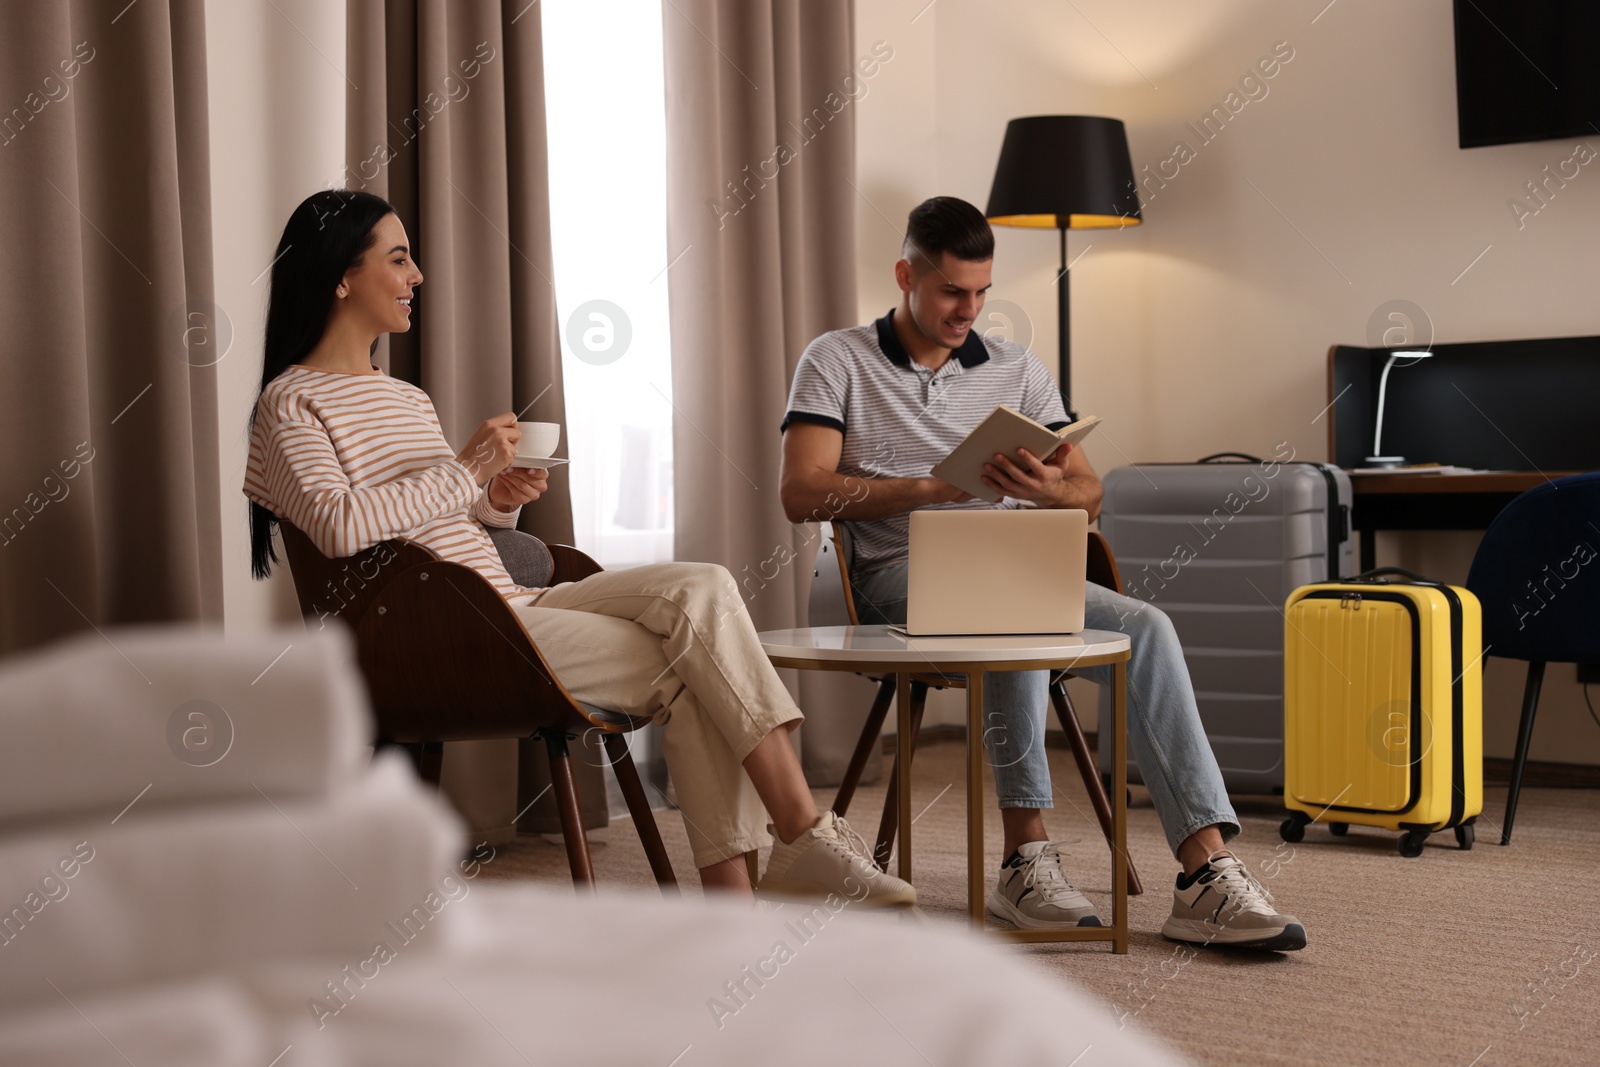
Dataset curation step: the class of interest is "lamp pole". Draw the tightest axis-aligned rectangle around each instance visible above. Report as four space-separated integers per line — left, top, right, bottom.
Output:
1056 226 1074 421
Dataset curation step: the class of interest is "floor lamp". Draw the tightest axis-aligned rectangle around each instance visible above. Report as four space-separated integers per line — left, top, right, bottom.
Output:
986 116 1142 420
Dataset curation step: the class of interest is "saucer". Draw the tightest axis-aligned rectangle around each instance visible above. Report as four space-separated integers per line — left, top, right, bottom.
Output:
509 456 569 469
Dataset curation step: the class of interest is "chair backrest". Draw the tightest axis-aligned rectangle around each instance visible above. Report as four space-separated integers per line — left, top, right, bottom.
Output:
546 543 604 584
1086 530 1124 596
278 522 436 629
814 519 1125 627
357 560 580 742
1466 470 1600 663
276 520 581 743
825 524 864 627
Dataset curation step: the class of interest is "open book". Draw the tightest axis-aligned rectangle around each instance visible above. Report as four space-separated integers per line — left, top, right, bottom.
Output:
930 407 1101 503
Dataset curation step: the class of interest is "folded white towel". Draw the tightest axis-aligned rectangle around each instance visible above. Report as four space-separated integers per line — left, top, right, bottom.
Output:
0 754 463 1008
0 624 370 827
0 979 271 1067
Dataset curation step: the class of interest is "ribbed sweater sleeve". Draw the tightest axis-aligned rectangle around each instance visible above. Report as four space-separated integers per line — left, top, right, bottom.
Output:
255 406 480 559
471 488 522 528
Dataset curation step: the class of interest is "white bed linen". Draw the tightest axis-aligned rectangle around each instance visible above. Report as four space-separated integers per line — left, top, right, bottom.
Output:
0 886 1187 1067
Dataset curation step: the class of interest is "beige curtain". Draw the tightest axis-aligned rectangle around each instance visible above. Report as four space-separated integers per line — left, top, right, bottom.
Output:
346 0 572 842
0 0 221 656
346 0 571 547
662 0 858 632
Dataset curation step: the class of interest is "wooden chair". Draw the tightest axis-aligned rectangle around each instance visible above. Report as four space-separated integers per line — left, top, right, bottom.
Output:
824 523 1144 895
276 521 679 895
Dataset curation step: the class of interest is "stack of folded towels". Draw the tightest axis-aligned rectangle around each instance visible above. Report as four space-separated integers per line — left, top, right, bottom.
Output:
0 625 1183 1067
0 625 482 1065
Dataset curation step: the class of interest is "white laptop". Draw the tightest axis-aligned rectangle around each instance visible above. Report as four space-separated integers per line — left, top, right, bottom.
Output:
904 509 1089 636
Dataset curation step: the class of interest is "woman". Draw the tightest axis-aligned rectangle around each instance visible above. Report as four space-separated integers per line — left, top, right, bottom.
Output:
245 190 911 905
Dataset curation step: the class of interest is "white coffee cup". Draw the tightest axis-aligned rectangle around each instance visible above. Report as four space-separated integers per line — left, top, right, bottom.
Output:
515 421 561 459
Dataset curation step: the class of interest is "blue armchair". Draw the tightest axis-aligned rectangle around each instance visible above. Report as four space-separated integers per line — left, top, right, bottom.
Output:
1465 471 1600 845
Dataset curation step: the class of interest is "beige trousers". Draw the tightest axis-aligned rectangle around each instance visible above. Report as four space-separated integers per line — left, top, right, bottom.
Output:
511 561 802 867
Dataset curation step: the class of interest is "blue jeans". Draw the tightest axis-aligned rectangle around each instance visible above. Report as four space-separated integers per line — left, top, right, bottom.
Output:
850 560 1238 857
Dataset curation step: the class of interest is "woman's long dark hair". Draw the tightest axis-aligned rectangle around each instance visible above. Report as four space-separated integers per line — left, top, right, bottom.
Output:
249 189 396 580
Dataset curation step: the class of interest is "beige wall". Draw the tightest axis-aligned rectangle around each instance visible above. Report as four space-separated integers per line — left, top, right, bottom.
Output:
856 0 1599 765
206 0 347 632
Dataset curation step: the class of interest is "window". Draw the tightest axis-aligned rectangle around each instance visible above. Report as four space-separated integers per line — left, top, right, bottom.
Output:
541 0 674 567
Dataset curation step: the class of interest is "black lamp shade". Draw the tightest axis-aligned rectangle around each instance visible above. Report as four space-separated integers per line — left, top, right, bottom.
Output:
985 116 1142 229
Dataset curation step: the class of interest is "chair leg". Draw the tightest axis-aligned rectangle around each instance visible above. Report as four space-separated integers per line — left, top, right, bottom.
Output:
1051 680 1143 896
388 741 444 788
416 741 444 788
745 850 761 888
874 681 928 871
833 676 895 817
542 730 596 890
601 732 678 895
1502 661 1545 846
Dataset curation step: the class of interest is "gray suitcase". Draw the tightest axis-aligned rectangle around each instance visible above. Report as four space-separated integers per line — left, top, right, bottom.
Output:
1096 454 1353 793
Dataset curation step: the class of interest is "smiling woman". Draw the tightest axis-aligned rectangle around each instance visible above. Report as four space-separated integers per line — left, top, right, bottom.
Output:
244 189 544 591
300 215 423 358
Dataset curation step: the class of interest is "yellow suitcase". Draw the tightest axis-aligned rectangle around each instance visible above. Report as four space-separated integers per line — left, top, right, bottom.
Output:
1280 568 1483 857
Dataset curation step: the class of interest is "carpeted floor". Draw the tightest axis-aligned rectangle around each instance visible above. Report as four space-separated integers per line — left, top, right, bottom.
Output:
476 740 1600 1066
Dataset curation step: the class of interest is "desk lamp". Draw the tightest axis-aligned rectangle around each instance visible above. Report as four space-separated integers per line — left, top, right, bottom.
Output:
1367 349 1433 467
985 116 1141 419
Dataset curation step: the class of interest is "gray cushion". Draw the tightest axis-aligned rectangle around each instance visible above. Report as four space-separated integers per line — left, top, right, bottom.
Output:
485 527 555 588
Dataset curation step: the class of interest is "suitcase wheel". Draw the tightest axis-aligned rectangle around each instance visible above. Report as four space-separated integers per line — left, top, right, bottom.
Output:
1398 828 1428 858
1455 823 1475 851
1327 822 1348 837
1278 814 1308 843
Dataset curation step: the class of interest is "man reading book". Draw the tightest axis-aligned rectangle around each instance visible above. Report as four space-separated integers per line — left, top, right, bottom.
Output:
778 196 1306 950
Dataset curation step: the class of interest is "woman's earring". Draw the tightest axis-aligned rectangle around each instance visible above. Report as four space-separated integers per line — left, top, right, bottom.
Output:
337 287 347 298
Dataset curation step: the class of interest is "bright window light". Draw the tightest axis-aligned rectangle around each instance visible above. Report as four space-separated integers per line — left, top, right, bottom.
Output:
541 1 674 567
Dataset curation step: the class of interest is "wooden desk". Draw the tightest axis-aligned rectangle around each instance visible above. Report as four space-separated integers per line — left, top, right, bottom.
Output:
1349 471 1580 571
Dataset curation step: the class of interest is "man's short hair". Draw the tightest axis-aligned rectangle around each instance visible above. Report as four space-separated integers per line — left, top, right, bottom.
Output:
903 197 994 272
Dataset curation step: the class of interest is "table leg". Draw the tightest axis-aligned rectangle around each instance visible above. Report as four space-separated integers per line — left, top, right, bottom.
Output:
967 669 985 928
896 671 914 884
1360 527 1375 573
1112 658 1129 954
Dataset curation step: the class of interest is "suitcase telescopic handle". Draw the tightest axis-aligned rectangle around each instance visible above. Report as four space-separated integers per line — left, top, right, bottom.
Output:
1349 566 1438 585
1197 452 1262 463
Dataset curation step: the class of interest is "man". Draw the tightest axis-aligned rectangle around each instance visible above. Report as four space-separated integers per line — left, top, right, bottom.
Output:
778 196 1305 950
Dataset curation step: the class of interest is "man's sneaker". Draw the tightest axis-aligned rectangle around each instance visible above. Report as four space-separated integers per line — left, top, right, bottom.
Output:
1161 851 1306 950
756 811 917 908
986 841 1103 929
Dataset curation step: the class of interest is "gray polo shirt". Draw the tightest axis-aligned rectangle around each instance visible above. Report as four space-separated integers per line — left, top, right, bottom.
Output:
782 310 1069 572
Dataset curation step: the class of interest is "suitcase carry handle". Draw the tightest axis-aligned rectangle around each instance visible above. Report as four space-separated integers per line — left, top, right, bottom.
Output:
1197 452 1262 464
1349 566 1439 586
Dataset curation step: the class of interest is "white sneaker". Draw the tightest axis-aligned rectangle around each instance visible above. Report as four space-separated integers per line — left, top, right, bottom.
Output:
986 841 1103 929
757 811 917 908
1161 851 1306 950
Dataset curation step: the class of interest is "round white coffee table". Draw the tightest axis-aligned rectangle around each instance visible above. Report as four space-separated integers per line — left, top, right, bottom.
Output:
759 624 1133 951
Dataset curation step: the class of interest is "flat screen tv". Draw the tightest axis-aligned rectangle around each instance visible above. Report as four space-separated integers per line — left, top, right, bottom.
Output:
1454 0 1600 149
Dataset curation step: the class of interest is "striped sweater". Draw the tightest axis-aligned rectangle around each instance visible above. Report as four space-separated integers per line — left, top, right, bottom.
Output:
243 363 539 605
